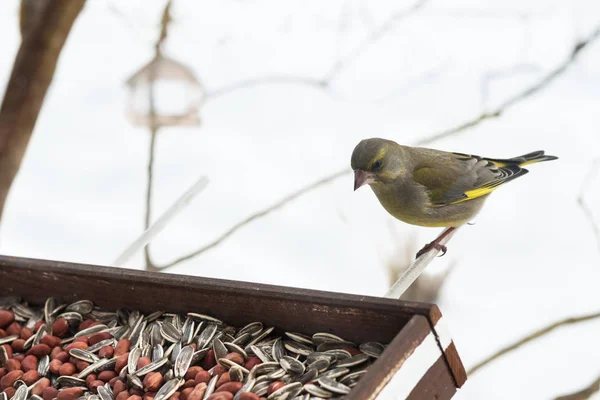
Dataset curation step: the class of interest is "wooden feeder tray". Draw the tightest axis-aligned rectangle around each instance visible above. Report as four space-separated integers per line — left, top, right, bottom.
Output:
0 255 466 399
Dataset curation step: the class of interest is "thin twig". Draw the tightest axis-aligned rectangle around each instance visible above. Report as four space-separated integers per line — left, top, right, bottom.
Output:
157 170 347 269
143 0 172 272
321 0 431 83
204 0 429 101
205 76 327 101
577 158 600 253
554 375 600 400
467 311 600 376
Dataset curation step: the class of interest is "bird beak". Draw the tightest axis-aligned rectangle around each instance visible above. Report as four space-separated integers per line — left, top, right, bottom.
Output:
354 170 375 191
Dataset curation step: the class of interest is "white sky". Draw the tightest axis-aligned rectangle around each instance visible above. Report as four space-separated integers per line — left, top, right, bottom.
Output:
1 1 600 399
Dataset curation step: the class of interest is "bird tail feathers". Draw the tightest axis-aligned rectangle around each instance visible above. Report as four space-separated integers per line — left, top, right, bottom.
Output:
487 151 558 168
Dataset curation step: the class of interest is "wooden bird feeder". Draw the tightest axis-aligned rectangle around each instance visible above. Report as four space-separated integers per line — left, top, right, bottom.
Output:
125 55 204 127
0 255 467 399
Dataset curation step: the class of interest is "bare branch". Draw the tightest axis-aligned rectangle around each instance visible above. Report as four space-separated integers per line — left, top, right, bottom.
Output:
467 311 600 376
157 170 347 269
420 22 600 145
0 0 85 226
322 0 431 83
205 76 327 101
204 0 429 101
554 375 600 400
577 158 600 253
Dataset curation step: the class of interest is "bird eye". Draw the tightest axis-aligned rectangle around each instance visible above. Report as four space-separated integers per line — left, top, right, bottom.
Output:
372 160 382 170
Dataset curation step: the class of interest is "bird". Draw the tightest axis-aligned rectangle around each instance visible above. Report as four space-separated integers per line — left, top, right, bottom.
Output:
351 138 558 259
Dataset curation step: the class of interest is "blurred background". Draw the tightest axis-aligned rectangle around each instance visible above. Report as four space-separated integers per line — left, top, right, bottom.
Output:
1 0 600 399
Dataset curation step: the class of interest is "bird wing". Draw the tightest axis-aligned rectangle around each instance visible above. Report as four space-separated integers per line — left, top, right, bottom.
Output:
412 151 529 207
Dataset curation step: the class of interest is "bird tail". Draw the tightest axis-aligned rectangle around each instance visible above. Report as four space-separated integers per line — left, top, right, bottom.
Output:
486 151 558 168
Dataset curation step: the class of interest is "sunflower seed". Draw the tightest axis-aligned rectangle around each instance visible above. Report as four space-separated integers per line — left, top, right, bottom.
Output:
196 323 217 349
66 300 94 315
38 355 49 376
75 324 108 338
267 382 302 400
169 341 182 364
127 374 144 390
70 348 99 363
97 385 113 400
233 378 256 400
252 361 280 376
88 339 115 353
181 319 195 345
128 347 141 373
0 345 8 366
160 321 181 343
57 311 83 325
0 391 7 400
336 353 369 368
296 367 318 384
283 340 312 356
0 335 19 345
231 332 251 346
317 377 351 395
272 338 285 362
238 322 263 338
12 383 28 400
190 348 209 365
280 356 305 375
250 345 272 363
33 323 50 345
229 366 244 382
285 332 313 346
339 370 367 386
186 313 222 324
265 368 286 380
308 358 329 373
245 326 274 347
319 367 349 380
134 357 168 377
204 375 218 399
56 376 87 388
143 311 164 323
252 381 270 396
218 358 249 373
359 342 385 358
213 337 228 360
304 383 333 398
312 333 345 345
324 349 351 360
174 345 194 379
154 378 183 400
152 344 164 361
316 341 355 352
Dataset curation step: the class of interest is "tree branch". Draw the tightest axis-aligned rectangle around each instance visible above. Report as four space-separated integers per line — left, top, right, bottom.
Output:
157 170 348 269
467 311 600 376
0 0 86 226
577 158 600 254
554 375 600 400
203 0 429 101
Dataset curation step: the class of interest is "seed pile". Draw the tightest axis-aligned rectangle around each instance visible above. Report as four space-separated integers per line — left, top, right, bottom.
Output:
0 297 387 400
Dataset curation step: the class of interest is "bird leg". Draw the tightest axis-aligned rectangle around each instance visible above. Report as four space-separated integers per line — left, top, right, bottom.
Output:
415 227 456 259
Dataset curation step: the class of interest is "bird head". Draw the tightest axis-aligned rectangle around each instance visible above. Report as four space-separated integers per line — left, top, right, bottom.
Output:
351 138 404 191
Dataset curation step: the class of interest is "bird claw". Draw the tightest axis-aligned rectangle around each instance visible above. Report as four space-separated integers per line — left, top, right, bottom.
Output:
415 242 448 259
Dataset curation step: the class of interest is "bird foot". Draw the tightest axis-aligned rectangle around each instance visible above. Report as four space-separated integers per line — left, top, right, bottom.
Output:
416 242 447 259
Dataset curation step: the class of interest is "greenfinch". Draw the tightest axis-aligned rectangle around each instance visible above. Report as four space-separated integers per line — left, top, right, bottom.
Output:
351 138 558 258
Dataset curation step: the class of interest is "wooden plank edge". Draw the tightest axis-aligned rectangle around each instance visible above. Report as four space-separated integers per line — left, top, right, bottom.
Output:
405 356 457 400
348 315 433 400
426 305 467 388
0 254 435 318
